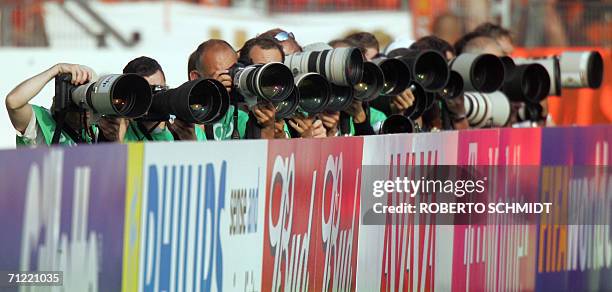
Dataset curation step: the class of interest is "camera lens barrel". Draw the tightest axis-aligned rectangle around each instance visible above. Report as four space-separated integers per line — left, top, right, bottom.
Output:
151 78 229 124
514 57 561 96
397 49 449 92
285 47 364 87
403 83 427 119
234 62 294 106
71 73 152 118
380 114 416 134
439 71 464 100
502 63 551 103
559 51 603 89
464 91 510 128
294 72 332 114
326 85 354 112
353 62 385 102
372 57 411 96
275 88 300 119
450 53 505 93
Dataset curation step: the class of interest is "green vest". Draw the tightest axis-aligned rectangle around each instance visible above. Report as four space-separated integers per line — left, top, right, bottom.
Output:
124 121 174 142
195 106 248 141
345 107 387 136
16 105 95 146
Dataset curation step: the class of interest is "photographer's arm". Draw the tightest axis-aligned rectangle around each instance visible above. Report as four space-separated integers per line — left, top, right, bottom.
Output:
5 64 92 133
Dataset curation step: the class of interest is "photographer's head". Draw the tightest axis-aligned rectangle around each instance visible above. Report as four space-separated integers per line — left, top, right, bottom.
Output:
238 37 284 65
455 32 504 57
410 36 456 61
344 32 380 61
188 39 237 80
123 56 166 87
260 28 302 55
473 22 514 56
329 39 352 48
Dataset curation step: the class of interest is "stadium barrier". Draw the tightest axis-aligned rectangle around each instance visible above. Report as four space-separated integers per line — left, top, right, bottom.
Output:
0 125 611 291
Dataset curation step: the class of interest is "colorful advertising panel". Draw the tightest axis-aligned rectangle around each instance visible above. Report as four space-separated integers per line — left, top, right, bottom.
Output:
0 145 128 291
357 131 458 292
262 136 363 292
137 140 268 292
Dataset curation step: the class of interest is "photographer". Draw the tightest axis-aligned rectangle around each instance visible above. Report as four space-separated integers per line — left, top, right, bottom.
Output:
455 30 550 127
187 39 253 140
120 56 198 141
345 32 381 61
329 33 393 135
238 37 327 139
259 28 303 55
410 36 470 130
5 63 115 146
473 22 515 56
455 32 505 57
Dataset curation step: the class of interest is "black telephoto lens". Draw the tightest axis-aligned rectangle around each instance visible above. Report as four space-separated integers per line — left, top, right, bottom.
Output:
372 57 411 96
353 62 385 102
295 73 332 114
439 71 464 100
326 85 354 112
149 79 229 124
404 83 427 119
502 63 551 103
275 88 300 119
380 114 416 134
396 49 449 92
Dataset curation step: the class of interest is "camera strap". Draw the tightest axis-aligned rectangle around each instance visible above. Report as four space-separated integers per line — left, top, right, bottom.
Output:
440 101 452 130
136 121 156 141
204 124 215 140
51 110 67 144
51 110 84 144
231 105 240 140
339 112 351 135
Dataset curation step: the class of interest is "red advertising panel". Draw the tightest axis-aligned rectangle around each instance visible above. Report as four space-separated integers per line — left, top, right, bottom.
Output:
262 136 363 291
453 129 501 291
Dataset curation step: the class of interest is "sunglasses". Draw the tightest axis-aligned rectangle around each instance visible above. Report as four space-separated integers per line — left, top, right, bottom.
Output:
273 31 295 42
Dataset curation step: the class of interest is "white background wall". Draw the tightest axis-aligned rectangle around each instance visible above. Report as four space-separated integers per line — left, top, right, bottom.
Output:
0 1 412 149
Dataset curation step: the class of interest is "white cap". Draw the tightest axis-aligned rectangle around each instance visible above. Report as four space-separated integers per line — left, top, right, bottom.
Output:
384 37 415 55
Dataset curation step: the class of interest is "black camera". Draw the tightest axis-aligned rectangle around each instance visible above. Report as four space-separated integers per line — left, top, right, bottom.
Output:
142 79 230 124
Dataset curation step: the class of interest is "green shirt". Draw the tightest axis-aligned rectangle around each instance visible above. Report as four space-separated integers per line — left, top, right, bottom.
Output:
195 106 248 141
124 121 174 142
345 107 387 136
16 105 95 146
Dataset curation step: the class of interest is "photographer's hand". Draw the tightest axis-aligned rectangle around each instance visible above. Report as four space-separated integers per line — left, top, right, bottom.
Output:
6 63 94 134
390 88 415 115
168 119 197 140
98 117 127 142
288 115 326 138
319 111 340 137
343 100 367 123
274 120 288 139
211 70 232 93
